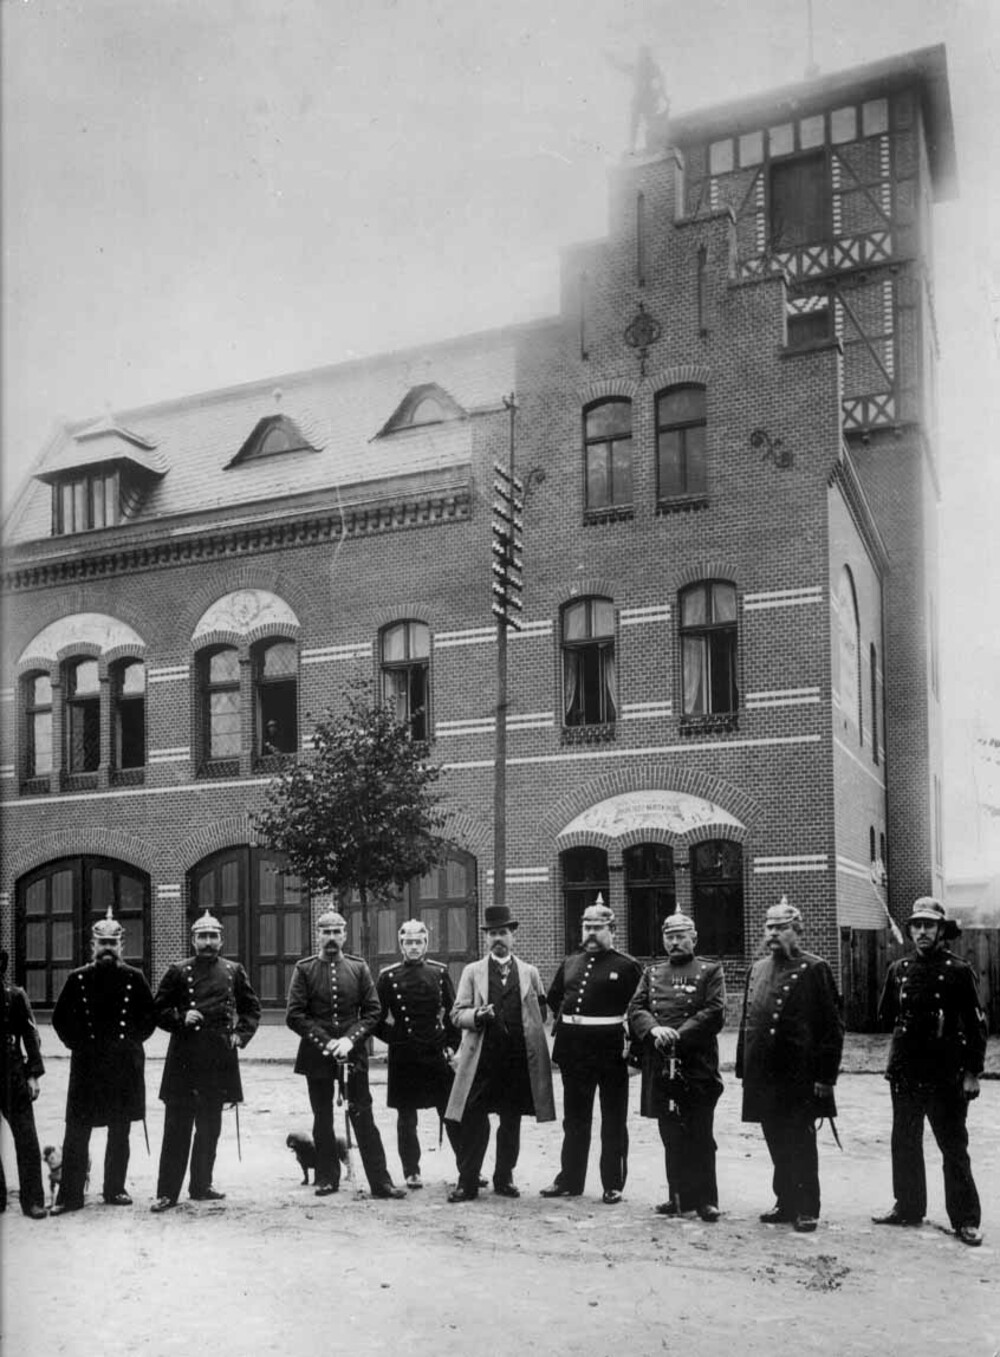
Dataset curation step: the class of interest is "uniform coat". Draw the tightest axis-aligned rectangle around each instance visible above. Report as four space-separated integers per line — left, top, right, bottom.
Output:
155 954 261 1106
286 952 382 1076
52 961 156 1125
629 956 725 1118
0 977 45 1213
736 950 843 1122
446 956 555 1125
376 958 458 1110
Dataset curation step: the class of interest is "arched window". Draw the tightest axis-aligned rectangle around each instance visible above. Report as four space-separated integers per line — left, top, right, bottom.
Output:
24 672 53 780
836 567 861 741
65 658 101 775
584 399 632 512
870 642 879 765
112 659 146 774
679 581 738 716
16 856 150 1007
255 639 298 759
561 846 610 951
690 839 743 957
199 647 241 767
657 386 707 500
562 597 616 728
624 843 676 958
190 847 309 1006
381 621 430 741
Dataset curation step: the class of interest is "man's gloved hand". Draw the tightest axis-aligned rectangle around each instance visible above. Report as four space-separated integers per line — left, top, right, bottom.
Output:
474 1004 496 1029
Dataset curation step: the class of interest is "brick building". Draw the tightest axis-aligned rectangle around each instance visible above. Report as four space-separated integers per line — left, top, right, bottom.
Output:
1 47 954 1012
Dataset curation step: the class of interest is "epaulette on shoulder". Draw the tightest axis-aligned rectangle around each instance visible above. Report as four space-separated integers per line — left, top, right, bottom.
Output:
378 961 404 975
426 958 447 970
343 951 367 964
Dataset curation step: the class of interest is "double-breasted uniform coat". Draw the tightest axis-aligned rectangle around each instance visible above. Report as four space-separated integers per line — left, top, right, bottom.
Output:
52 959 156 1204
0 975 45 1214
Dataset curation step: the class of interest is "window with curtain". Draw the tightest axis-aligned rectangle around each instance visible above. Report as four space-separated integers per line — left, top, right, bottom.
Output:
679 581 738 716
200 647 241 764
584 399 633 512
562 597 617 727
112 659 146 772
657 386 707 500
65 658 101 773
380 621 430 740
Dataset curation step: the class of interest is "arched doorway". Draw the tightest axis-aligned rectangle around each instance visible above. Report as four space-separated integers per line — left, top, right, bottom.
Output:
16 856 151 1006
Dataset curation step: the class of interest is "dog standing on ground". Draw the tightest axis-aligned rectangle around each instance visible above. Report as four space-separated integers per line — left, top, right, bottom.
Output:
286 1131 348 1185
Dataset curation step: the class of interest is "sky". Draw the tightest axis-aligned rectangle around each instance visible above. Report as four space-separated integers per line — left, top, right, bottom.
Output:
3 0 999 878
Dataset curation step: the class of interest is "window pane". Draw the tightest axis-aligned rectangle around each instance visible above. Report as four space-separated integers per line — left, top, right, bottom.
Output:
90 475 106 529
61 482 74 532
592 600 615 637
209 650 240 684
420 907 441 952
586 444 610 508
712 583 737 622
682 635 707 714
563 601 587 642
51 919 74 961
72 661 100 696
51 869 74 913
31 712 53 775
377 907 398 954
259 913 278 955
658 431 683 496
681 586 707 626
771 152 828 246
120 874 145 912
104 473 119 526
258 858 279 906
410 396 448 425
684 425 707 493
262 642 297 678
124 918 145 961
91 868 114 915
25 921 47 959
447 906 468 955
25 880 47 916
121 662 145 695
382 623 406 663
418 866 439 899
258 964 279 1003
73 480 87 530
119 698 145 768
282 871 302 907
585 400 631 440
611 439 632 503
709 631 738 711
445 857 467 897
220 859 241 907
209 692 241 756
283 914 302 956
408 623 430 659
32 675 52 706
658 388 705 426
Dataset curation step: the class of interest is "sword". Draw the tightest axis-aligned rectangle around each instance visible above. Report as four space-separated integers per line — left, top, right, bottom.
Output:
235 1102 242 1162
142 1117 150 1155
336 1061 356 1182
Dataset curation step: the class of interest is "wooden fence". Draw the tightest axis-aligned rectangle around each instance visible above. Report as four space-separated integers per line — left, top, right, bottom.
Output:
839 927 1000 1032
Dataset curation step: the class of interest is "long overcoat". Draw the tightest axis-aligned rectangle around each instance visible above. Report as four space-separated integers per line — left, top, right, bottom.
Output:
445 956 555 1124
155 954 260 1105
52 961 156 1124
376 958 458 1109
736 949 843 1122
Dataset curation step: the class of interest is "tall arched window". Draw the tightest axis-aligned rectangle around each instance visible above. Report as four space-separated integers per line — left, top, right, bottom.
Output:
255 639 298 759
199 646 241 767
65 658 101 775
24 672 53 780
584 399 632 512
112 659 146 774
657 386 707 500
562 597 616 728
690 839 743 957
380 621 430 741
836 567 861 741
679 581 738 717
624 843 676 958
16 856 150 1007
561 846 610 951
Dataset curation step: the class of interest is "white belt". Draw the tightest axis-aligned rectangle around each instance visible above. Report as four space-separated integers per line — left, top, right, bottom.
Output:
560 1014 626 1027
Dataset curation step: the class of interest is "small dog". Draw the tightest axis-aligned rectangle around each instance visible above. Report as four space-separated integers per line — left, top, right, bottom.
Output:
286 1131 348 1185
43 1144 91 1207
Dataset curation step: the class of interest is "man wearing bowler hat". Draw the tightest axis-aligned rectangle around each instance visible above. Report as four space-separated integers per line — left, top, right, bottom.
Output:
445 904 555 1201
872 897 987 1246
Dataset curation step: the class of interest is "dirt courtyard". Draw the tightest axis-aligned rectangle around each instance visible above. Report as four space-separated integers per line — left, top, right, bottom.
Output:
3 1056 997 1357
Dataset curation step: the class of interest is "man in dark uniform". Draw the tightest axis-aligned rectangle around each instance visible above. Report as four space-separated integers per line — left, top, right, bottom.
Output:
628 909 726 1221
540 901 642 1204
150 910 260 1212
872 896 987 1247
737 897 843 1233
445 904 555 1202
0 948 47 1219
50 906 157 1213
286 909 404 1199
376 919 460 1188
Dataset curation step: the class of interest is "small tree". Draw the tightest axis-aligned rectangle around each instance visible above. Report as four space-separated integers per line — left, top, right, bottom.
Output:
253 682 447 966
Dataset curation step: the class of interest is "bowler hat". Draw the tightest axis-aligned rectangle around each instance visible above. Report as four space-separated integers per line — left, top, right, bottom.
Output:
482 903 519 931
905 896 959 940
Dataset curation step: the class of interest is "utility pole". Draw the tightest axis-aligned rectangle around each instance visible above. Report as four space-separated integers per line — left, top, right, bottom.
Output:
491 393 523 910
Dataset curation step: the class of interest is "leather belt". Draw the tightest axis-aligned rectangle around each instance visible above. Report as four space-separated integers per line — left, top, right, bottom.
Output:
560 1014 626 1026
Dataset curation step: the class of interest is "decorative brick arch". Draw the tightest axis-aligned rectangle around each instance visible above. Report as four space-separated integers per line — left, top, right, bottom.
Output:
6 827 159 882
576 376 640 405
438 807 492 857
176 814 264 872
644 363 712 394
173 563 302 645
670 560 741 594
555 578 621 610
541 764 762 850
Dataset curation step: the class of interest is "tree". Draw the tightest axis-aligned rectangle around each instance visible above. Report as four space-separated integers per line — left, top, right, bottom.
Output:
253 682 447 966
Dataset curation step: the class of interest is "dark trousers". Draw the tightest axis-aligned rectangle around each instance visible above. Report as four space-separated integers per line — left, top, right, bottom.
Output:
156 1099 223 1201
59 1116 131 1204
658 1097 719 1210
396 1102 461 1178
0 1079 44 1213
761 1107 820 1218
307 1069 393 1194
889 1083 981 1229
454 1082 521 1194
554 1061 630 1194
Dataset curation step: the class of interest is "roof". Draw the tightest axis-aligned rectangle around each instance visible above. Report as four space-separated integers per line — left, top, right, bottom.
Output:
668 44 957 201
4 324 532 547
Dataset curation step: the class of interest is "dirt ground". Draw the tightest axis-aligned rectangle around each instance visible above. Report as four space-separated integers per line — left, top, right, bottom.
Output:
2 1055 997 1357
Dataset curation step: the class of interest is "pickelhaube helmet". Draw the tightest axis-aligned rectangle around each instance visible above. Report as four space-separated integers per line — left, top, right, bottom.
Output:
92 904 124 941
190 909 223 933
662 908 695 934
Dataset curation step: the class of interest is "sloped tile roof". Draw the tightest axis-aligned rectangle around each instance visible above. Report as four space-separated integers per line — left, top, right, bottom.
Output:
6 323 531 547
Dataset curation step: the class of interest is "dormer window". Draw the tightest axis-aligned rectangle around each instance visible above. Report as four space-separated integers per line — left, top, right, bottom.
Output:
376 383 467 438
53 468 120 535
227 415 317 467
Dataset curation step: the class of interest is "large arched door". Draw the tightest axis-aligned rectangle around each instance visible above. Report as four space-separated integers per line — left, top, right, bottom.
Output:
16 856 150 1007
188 847 310 1007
